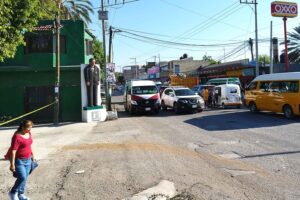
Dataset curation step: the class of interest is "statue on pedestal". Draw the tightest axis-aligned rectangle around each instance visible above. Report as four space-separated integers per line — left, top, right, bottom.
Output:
84 58 100 107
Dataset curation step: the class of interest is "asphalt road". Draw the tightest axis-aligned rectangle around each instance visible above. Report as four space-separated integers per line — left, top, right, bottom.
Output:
1 97 299 200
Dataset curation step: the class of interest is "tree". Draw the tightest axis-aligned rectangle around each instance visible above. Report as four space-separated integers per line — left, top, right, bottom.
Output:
41 0 94 26
115 72 125 84
258 55 270 66
92 39 105 81
202 55 220 65
0 0 42 61
285 25 300 63
180 53 188 60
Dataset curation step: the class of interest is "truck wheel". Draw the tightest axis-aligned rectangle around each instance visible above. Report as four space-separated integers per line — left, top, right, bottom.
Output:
283 105 293 119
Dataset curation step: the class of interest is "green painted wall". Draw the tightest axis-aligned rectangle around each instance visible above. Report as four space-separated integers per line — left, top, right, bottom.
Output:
0 20 92 69
0 20 94 124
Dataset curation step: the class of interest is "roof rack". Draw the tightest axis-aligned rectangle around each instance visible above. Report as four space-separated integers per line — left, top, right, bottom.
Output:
169 85 186 88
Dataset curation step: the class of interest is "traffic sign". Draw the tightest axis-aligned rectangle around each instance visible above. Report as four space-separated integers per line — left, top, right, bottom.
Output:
98 10 108 20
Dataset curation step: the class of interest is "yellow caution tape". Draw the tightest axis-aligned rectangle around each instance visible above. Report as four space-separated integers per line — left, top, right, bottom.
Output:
0 101 56 126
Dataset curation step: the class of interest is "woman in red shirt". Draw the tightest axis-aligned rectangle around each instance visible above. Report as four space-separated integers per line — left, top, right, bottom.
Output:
9 120 35 200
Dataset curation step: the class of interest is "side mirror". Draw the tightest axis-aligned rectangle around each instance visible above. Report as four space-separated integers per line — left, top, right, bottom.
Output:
170 93 175 97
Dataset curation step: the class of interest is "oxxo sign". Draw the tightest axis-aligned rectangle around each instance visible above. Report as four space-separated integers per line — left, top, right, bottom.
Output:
271 1 298 18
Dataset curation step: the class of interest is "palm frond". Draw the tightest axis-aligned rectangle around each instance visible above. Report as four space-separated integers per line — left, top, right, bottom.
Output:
60 0 94 25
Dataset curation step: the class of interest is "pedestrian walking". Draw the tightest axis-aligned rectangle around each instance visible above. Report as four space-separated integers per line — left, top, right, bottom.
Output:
7 120 35 200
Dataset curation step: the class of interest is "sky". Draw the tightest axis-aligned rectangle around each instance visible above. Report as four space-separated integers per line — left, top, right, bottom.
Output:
88 0 300 72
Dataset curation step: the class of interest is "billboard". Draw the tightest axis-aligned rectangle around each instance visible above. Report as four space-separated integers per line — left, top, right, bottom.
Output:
271 1 298 18
106 63 116 84
147 66 160 74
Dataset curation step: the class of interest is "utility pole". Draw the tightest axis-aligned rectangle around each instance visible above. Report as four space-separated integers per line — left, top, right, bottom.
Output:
54 1 61 126
130 58 137 79
108 26 113 63
99 0 111 111
249 38 254 61
270 21 273 74
283 17 289 72
240 0 259 77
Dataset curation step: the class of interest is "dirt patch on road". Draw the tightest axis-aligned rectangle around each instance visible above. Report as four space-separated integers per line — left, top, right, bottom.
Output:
63 142 267 176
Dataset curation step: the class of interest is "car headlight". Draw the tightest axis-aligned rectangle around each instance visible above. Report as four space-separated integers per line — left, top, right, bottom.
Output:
131 100 138 105
198 98 204 103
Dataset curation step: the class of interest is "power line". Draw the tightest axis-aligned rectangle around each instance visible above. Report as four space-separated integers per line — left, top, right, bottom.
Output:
113 27 245 48
132 2 242 60
182 4 243 40
113 26 244 42
93 0 140 9
159 0 248 33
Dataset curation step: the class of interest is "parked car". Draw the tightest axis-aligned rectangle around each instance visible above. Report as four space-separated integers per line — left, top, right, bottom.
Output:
161 87 204 113
124 80 161 114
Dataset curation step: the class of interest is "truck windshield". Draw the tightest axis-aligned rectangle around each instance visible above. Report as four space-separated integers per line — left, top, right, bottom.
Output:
132 86 158 95
175 89 195 96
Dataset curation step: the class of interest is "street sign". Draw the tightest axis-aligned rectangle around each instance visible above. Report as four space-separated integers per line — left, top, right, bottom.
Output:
271 1 298 18
106 63 116 84
98 10 108 20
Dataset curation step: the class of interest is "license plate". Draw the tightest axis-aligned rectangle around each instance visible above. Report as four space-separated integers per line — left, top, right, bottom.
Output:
145 107 151 111
192 105 197 108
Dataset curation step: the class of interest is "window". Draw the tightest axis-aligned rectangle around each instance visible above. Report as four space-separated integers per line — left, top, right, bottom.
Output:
229 88 238 93
164 89 171 95
132 86 158 95
25 35 66 54
25 35 53 53
86 40 93 55
279 81 299 93
53 35 67 54
259 81 299 93
259 82 270 92
269 82 280 92
175 89 195 96
247 82 257 90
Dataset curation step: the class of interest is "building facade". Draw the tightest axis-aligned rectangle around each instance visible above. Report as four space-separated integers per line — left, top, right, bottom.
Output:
0 20 94 124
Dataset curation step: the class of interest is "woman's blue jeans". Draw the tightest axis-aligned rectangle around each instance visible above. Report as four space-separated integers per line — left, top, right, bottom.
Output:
11 157 32 194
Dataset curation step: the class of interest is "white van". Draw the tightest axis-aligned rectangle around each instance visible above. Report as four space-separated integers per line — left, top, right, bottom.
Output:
124 80 161 114
214 84 242 108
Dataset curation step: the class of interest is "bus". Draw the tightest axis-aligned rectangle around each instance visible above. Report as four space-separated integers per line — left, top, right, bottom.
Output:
245 72 300 118
206 77 241 86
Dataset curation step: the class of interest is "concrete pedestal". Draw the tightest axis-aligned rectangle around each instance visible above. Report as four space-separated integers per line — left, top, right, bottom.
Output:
82 106 107 122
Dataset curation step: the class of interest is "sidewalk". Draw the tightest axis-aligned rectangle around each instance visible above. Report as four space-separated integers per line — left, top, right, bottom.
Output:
0 122 97 160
